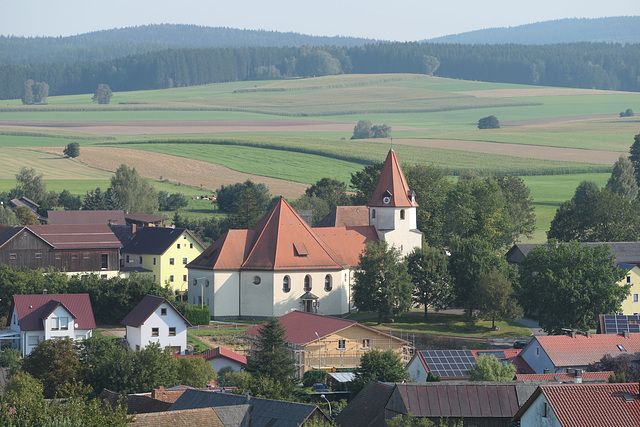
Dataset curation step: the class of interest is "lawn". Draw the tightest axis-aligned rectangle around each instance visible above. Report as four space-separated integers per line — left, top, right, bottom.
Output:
356 310 532 339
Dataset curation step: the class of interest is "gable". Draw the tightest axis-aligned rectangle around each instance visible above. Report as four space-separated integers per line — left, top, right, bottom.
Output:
121 295 192 328
12 294 96 331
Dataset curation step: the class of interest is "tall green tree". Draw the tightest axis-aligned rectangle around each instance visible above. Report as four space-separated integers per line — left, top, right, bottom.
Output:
63 142 80 158
448 237 512 318
606 155 638 200
14 205 39 225
92 83 112 104
246 317 296 380
353 241 413 324
406 245 453 320
628 133 640 187
226 181 271 229
467 354 516 381
305 177 350 211
23 337 83 399
15 166 47 202
518 240 629 334
475 268 523 329
350 162 382 205
0 205 19 225
350 349 409 394
495 175 536 244
82 187 122 211
176 357 217 387
32 81 49 103
21 79 34 105
109 164 158 214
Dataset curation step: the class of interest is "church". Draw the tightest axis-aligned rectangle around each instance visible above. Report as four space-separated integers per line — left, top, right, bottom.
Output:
186 149 422 319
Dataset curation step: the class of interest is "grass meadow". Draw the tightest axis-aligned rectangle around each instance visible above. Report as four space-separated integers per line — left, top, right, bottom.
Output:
1 74 637 238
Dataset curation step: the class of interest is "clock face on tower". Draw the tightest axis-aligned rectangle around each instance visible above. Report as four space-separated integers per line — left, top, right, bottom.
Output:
382 196 391 205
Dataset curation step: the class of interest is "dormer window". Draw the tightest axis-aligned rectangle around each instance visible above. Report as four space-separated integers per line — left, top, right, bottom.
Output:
294 242 308 257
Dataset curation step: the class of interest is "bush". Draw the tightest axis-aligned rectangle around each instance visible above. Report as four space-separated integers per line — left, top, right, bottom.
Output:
0 348 23 375
302 369 326 387
184 305 211 326
478 115 500 129
351 120 392 139
620 108 635 117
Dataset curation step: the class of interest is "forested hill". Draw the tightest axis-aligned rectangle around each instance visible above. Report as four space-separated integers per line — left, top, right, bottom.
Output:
0 24 377 65
427 16 640 45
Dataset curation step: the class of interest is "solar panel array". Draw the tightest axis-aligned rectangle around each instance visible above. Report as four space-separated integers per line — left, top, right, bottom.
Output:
420 350 476 378
602 314 640 334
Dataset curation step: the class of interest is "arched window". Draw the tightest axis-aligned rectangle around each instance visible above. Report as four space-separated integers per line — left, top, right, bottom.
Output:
324 275 332 292
372 209 376 219
193 278 197 286
400 209 406 220
283 276 291 293
205 279 210 287
253 276 261 285
304 275 312 292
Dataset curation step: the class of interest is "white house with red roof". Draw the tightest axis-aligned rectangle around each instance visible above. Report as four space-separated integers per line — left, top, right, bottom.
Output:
520 333 640 374
513 383 640 426
187 149 422 319
189 346 247 372
244 310 411 376
5 293 96 356
121 294 192 355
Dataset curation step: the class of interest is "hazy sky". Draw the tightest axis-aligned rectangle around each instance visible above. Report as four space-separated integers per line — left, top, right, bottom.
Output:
2 0 640 41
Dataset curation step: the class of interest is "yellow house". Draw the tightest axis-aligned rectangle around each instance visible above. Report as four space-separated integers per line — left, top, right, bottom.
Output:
619 263 640 315
120 226 205 291
243 311 412 377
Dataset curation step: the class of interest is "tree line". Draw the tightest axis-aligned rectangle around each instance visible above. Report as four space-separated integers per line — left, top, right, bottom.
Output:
1 41 639 99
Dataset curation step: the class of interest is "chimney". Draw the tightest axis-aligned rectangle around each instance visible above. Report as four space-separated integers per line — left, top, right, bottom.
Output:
543 369 550 374
131 224 137 236
152 386 164 400
570 331 576 338
567 368 574 375
585 331 591 338
575 369 583 384
42 289 47 294
624 331 630 338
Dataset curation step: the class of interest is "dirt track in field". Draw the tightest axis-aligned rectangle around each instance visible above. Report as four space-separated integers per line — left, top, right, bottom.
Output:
33 146 310 198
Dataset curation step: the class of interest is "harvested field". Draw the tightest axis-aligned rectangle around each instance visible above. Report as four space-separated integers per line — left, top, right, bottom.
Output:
33 146 309 198
394 138 621 165
459 88 638 98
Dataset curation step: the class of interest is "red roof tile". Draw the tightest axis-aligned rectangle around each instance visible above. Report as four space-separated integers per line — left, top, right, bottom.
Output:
533 334 640 368
515 383 640 426
27 224 122 249
315 206 370 228
312 225 378 266
515 371 613 381
11 293 96 331
368 149 418 208
121 294 192 328
47 210 127 225
133 407 223 426
196 347 247 365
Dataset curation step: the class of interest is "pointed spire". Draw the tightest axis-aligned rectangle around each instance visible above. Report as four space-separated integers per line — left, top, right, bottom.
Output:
367 149 418 208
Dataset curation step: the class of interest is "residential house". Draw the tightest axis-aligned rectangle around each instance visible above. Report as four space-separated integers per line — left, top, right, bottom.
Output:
192 347 247 372
47 209 127 226
4 293 96 356
9 197 44 222
125 213 170 227
168 388 330 426
507 243 640 315
187 149 422 319
519 333 640 374
121 294 192 355
406 349 533 381
243 310 411 377
512 383 640 426
335 381 395 427
116 225 205 290
0 224 121 277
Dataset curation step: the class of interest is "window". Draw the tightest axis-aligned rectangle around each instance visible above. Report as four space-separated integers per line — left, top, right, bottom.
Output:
60 317 68 330
55 253 62 260
72 253 78 259
253 276 261 285
153 258 156 265
177 244 181 249
83 253 90 259
161 308 167 316
139 256 143 263
101 254 108 269
205 279 210 287
372 209 376 219
183 257 188 265
400 209 405 220
283 276 291 293
51 317 59 330
169 258 175 265
193 278 198 286
543 402 548 417
169 327 176 336
627 275 632 284
338 340 346 350
324 275 332 292
35 253 42 259
304 275 312 292
126 255 130 263
190 243 194 249
152 328 159 337
28 336 39 346
535 347 540 356
9 253 16 260
170 275 174 282
183 234 187 239
362 339 370 348
183 275 187 282
101 274 108 279
634 294 639 303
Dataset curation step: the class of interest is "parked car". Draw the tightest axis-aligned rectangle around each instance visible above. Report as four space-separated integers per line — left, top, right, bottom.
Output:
513 340 528 349
312 383 328 392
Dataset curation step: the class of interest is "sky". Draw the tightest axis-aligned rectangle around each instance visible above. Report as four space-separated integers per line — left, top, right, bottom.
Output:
2 0 640 41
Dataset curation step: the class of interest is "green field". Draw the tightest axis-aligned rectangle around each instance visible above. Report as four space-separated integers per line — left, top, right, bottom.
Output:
1 74 638 239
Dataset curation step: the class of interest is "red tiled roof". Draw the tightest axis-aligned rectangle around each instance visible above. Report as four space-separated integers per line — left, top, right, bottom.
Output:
515 371 613 381
197 347 247 365
27 224 122 249
11 293 96 331
133 407 224 426
121 294 192 328
515 383 640 426
368 149 418 208
315 206 370 228
312 225 378 266
47 210 126 225
533 334 640 368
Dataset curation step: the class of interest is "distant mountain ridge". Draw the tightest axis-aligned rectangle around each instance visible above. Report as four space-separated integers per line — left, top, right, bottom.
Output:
426 16 640 45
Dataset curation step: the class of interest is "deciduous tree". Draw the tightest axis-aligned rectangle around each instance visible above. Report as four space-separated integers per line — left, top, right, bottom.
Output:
475 268 523 329
350 162 382 205
467 354 516 381
110 164 158 214
606 155 638 200
406 245 453 320
495 175 536 244
23 337 83 398
15 166 47 202
628 134 640 186
14 205 38 225
92 83 112 104
518 241 629 334
63 142 80 158
478 115 500 129
176 355 217 387
350 349 409 394
305 177 350 211
353 241 413 324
